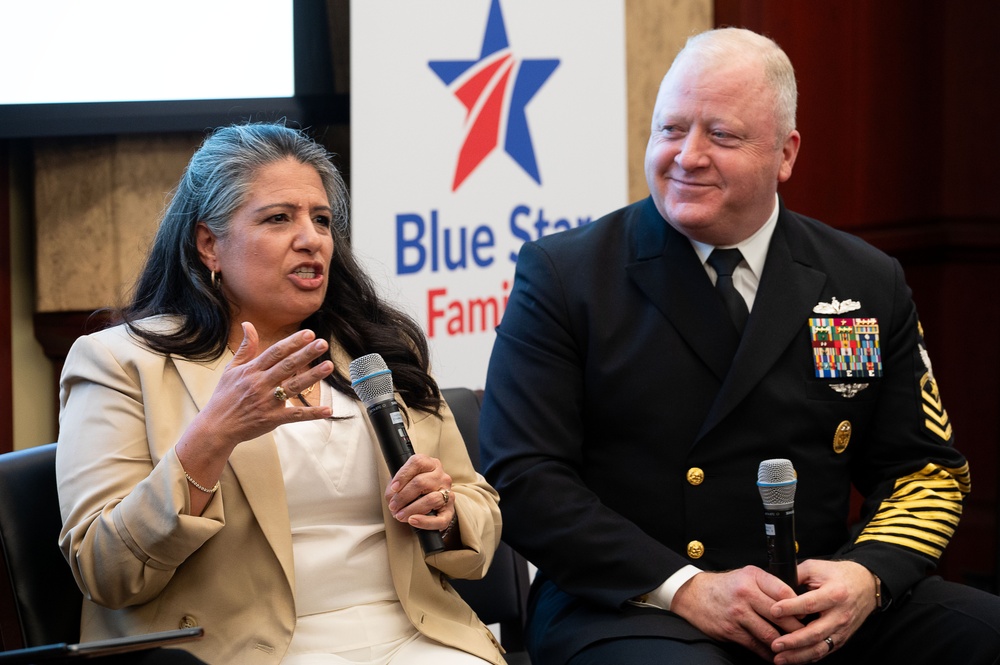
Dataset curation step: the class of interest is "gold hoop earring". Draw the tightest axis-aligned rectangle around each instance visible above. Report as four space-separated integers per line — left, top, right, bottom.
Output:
211 270 220 288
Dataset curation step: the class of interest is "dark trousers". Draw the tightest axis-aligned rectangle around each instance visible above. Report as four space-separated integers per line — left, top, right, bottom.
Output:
565 577 1000 665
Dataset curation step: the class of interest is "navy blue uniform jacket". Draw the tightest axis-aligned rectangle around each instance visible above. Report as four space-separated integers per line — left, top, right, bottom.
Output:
479 197 970 663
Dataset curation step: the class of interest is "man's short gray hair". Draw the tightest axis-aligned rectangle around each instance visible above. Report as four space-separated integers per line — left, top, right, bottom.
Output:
673 27 798 142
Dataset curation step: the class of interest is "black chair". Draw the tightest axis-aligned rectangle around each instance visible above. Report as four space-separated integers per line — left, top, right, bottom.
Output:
0 445 203 662
0 443 81 651
441 388 532 664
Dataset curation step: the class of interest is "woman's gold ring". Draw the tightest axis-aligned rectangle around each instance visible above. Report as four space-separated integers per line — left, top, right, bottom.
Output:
274 386 289 402
438 488 450 506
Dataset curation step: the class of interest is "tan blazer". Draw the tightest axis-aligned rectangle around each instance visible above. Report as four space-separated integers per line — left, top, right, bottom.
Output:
56 318 504 664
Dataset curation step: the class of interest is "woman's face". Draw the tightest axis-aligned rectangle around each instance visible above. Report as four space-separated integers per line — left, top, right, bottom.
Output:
197 158 335 341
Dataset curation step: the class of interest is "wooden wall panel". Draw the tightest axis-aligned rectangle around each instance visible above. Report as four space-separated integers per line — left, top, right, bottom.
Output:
715 0 999 229
33 134 199 313
625 0 713 202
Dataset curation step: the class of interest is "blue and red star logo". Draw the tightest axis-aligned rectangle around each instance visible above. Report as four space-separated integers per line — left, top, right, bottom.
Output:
429 0 560 191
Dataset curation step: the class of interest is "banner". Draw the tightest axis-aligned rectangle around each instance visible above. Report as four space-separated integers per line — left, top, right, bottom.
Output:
351 0 628 389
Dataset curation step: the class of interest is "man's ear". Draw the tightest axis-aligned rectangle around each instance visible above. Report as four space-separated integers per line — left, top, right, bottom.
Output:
777 130 801 183
195 222 219 271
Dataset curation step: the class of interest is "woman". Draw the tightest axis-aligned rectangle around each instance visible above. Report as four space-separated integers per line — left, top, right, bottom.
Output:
55 123 504 665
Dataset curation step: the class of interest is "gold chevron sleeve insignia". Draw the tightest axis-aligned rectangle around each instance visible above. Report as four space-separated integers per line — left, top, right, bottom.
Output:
855 463 970 559
920 372 953 441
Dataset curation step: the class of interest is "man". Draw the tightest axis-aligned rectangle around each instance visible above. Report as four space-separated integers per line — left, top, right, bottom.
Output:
479 27 1000 665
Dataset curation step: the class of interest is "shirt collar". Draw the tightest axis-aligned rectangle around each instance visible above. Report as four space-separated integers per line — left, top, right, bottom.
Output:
689 194 779 281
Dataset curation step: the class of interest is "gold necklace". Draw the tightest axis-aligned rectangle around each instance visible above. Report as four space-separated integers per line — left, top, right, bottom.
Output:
295 383 320 409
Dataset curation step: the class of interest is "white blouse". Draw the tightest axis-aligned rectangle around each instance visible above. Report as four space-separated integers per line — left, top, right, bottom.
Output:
274 380 416 658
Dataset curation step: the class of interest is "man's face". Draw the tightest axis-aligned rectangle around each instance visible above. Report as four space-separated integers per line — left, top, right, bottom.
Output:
644 56 800 246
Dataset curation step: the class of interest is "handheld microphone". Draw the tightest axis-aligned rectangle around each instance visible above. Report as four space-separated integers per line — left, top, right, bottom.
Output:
349 353 445 554
757 458 799 590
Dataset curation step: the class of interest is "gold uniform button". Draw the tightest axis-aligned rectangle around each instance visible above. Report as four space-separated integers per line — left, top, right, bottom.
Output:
687 540 705 559
686 467 705 485
833 420 851 453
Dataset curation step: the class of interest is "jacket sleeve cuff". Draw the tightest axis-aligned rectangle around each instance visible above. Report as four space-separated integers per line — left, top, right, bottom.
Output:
840 541 933 604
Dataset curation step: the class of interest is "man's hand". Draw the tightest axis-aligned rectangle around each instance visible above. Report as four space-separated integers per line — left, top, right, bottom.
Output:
671 566 804 662
769 559 878 664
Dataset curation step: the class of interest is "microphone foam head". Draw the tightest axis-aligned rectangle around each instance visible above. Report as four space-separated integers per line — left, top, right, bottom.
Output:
757 458 797 509
349 353 394 404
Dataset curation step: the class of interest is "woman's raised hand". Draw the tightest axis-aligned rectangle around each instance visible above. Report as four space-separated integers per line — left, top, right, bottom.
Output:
176 323 333 513
197 322 334 452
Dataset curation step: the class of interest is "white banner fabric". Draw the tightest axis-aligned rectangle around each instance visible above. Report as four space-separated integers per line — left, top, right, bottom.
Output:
350 0 629 390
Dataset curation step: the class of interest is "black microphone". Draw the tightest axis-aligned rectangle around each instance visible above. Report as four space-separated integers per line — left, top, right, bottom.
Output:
757 458 799 590
349 353 445 555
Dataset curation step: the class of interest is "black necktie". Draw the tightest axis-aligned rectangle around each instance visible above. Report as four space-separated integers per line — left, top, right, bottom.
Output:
707 248 749 334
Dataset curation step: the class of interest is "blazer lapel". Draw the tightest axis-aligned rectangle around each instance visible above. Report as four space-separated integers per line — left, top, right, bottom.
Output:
173 352 296 593
696 209 828 440
172 352 228 411
626 198 740 382
229 437 295 591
